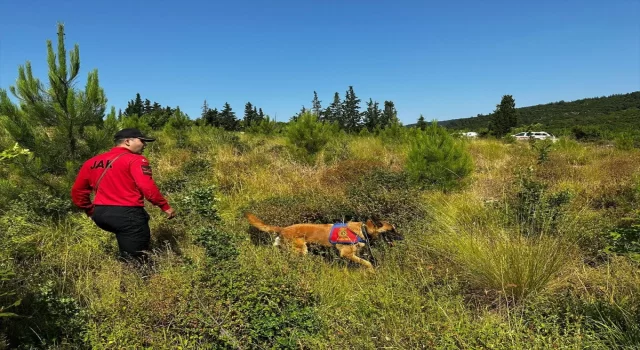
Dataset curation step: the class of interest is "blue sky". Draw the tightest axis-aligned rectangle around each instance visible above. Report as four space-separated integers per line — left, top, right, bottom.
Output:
1 0 639 124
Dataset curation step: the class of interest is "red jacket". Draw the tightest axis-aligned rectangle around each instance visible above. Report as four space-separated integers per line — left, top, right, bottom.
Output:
71 147 171 216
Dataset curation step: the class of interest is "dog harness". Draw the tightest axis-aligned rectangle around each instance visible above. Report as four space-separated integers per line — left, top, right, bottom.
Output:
328 223 365 245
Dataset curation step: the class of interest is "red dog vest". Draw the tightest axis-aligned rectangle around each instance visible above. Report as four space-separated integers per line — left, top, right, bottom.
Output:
329 223 365 245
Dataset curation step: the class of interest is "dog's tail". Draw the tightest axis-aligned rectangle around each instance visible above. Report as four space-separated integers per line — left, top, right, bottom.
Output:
245 212 282 234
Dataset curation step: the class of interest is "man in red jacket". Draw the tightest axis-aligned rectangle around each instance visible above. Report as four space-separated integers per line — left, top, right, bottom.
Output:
71 128 176 262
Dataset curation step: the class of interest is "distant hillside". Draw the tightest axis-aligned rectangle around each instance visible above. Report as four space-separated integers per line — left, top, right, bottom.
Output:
436 91 640 136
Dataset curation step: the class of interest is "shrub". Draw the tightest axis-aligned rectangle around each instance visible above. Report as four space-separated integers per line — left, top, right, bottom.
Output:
378 122 409 144
511 169 571 236
200 264 321 348
193 226 238 262
614 133 635 150
157 174 189 193
530 138 554 163
181 157 211 175
2 280 88 348
406 122 473 191
604 215 640 263
572 125 605 141
12 189 74 221
178 185 220 220
345 168 426 225
163 110 191 148
245 116 280 135
285 112 337 163
0 266 20 319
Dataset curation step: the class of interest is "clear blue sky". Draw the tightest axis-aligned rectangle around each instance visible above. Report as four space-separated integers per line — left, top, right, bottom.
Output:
1 0 639 124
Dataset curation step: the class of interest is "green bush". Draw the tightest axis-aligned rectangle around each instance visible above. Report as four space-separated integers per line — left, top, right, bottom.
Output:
604 216 640 263
181 157 211 175
2 280 88 348
119 114 152 135
193 226 238 262
157 174 189 194
0 266 20 319
572 125 605 141
345 168 426 225
12 189 74 221
406 122 473 191
245 116 280 135
530 138 554 163
511 169 571 236
286 112 337 163
163 109 191 147
200 264 321 348
178 185 220 220
614 133 635 150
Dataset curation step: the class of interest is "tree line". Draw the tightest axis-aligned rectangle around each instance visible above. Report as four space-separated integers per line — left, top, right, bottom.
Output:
439 91 640 138
192 87 403 133
293 87 401 132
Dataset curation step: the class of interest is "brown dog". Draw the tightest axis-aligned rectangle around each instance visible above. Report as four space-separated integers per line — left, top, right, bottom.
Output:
245 212 402 270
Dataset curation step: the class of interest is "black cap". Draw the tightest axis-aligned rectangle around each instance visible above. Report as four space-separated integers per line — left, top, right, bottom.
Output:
114 128 156 142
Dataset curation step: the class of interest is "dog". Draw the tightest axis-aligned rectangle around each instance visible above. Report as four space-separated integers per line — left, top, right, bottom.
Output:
244 212 403 270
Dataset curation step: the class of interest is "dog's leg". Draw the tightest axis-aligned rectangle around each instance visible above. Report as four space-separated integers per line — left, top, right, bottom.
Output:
273 235 281 247
292 238 308 255
336 245 374 270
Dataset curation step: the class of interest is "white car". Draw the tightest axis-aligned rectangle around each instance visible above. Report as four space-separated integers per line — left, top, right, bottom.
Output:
511 131 557 142
462 132 478 138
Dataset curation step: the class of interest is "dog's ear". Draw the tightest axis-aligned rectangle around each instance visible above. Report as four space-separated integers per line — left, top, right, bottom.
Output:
365 219 376 231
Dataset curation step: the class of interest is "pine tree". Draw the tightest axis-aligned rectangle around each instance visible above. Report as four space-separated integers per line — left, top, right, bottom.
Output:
164 107 191 147
134 93 143 115
311 91 322 119
328 92 342 126
323 107 332 123
406 121 473 191
341 86 362 131
204 108 219 127
219 102 238 131
416 114 427 130
0 22 108 192
489 94 518 137
381 101 397 128
258 108 265 120
124 93 144 116
143 99 152 115
201 99 209 119
286 111 336 163
362 98 380 131
243 102 255 128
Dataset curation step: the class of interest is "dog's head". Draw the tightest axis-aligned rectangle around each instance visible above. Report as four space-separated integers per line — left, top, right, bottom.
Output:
365 219 404 246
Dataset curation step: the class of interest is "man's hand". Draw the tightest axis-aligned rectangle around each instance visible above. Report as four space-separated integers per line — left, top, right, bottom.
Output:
164 208 176 219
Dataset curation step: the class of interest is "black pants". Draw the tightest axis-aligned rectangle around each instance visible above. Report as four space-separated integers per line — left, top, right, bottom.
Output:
92 205 151 262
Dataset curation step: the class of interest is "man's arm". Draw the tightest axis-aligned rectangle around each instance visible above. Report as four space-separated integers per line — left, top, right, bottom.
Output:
130 156 172 213
70 162 94 216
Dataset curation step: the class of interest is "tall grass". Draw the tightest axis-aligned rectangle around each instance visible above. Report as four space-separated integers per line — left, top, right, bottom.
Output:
2 128 639 348
426 191 574 301
443 230 571 300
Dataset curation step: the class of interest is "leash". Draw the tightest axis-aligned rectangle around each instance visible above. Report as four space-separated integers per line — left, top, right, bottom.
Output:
93 152 129 198
361 223 378 267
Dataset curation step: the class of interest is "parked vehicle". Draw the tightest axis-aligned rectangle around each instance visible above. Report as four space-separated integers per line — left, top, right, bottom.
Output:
511 131 557 142
462 132 478 138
